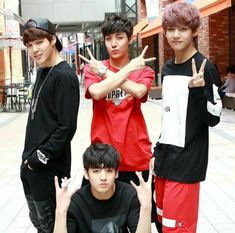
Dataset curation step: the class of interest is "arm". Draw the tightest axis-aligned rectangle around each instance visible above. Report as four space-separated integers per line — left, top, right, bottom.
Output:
130 162 152 233
80 46 155 100
188 59 222 127
27 74 80 170
53 176 78 233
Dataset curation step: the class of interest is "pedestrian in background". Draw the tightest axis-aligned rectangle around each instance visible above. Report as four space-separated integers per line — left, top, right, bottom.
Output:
53 143 152 233
71 59 77 74
152 2 222 232
219 64 235 98
79 14 161 232
21 16 80 233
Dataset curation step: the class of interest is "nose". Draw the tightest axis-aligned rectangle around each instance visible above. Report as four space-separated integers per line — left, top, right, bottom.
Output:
100 170 107 180
111 38 117 47
31 44 39 53
173 29 180 37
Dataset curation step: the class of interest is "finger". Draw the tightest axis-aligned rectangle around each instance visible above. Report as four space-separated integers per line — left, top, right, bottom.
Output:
140 45 148 57
86 47 95 60
54 176 59 190
192 58 197 76
78 54 90 63
144 57 156 62
136 171 145 185
148 161 153 184
130 180 138 190
199 59 207 73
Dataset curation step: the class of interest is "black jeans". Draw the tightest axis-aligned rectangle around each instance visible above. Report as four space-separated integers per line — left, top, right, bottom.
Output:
20 164 56 233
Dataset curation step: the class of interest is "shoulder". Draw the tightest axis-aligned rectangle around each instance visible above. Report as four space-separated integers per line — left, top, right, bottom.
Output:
115 181 136 197
69 185 90 209
52 61 79 84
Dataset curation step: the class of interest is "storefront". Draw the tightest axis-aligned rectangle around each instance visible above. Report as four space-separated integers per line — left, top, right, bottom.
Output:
134 0 234 85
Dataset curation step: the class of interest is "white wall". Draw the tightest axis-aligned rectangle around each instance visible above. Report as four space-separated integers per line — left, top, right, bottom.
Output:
21 0 116 24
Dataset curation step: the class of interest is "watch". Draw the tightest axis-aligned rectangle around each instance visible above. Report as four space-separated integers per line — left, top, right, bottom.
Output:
97 66 108 77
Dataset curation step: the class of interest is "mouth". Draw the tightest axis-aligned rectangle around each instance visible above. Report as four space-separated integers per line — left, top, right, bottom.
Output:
111 50 119 54
172 41 181 44
34 54 42 60
99 183 108 186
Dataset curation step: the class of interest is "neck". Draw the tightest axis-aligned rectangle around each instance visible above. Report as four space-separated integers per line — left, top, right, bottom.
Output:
41 50 63 68
91 183 116 200
109 55 129 70
174 44 197 64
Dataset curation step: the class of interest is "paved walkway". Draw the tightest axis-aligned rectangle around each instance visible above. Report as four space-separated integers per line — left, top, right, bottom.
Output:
0 90 235 233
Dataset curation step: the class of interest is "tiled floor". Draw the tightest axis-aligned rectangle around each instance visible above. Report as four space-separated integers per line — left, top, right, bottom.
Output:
0 92 235 233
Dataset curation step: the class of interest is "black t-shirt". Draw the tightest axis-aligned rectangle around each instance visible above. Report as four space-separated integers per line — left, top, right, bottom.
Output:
22 61 80 176
67 181 140 233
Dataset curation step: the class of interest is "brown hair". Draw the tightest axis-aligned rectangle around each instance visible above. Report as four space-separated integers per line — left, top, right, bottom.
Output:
162 2 200 33
23 28 53 45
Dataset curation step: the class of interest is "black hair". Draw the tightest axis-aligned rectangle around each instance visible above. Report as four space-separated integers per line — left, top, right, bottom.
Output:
83 143 120 171
101 14 133 40
226 65 235 74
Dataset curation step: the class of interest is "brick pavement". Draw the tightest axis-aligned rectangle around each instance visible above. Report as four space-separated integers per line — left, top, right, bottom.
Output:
0 91 235 233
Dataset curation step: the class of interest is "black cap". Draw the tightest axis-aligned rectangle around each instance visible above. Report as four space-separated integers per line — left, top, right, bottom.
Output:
24 16 63 52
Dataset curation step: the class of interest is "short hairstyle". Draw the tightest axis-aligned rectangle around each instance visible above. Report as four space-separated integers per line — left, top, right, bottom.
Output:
226 65 235 74
162 2 200 33
101 14 133 40
23 28 53 46
83 143 120 171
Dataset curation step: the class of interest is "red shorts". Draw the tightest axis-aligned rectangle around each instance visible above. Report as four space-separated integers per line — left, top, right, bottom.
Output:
155 177 200 233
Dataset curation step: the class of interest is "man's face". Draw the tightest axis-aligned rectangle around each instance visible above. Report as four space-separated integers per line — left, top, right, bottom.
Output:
165 26 198 52
104 32 130 60
85 167 118 199
25 37 56 67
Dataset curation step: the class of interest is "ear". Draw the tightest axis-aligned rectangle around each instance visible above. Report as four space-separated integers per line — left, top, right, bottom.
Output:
51 36 57 47
84 170 89 180
193 27 199 38
129 35 134 44
115 170 119 179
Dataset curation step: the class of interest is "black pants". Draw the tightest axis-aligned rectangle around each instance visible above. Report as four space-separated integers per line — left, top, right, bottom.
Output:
82 170 162 233
20 164 57 233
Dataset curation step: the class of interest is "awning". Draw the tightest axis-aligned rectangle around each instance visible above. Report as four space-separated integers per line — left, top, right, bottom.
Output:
140 0 232 38
132 17 148 39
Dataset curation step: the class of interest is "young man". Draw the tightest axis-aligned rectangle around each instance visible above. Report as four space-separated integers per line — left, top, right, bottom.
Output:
21 17 80 233
53 143 152 233
153 2 222 233
79 14 159 229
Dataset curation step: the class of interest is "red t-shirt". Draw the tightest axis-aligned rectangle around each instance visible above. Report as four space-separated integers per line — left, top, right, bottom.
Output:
84 60 154 171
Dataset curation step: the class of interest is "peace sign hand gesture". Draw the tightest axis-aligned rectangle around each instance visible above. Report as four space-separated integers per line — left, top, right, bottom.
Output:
130 160 152 209
188 58 207 88
54 176 78 214
79 47 103 75
128 45 156 72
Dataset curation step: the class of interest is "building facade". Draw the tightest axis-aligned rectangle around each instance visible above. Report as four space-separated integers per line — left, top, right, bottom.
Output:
136 0 235 85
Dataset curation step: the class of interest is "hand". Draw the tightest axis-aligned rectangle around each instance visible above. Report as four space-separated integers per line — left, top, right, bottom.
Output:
24 159 33 170
79 47 103 75
130 161 152 209
127 45 156 72
188 58 207 88
54 176 78 214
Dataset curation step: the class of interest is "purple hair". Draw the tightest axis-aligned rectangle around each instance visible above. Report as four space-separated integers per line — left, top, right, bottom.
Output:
162 2 200 33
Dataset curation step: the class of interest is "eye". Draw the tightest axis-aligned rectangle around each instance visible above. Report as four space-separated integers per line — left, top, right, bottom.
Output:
105 37 111 41
179 27 189 31
106 168 114 173
36 40 43 45
166 27 174 32
91 168 100 173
